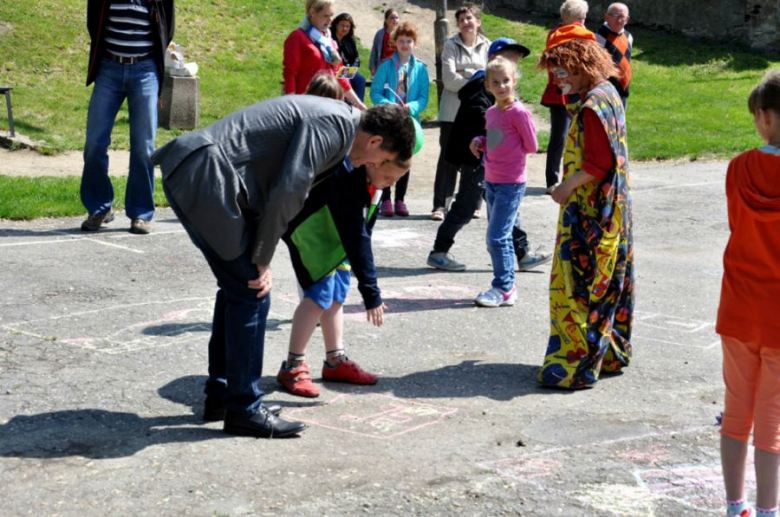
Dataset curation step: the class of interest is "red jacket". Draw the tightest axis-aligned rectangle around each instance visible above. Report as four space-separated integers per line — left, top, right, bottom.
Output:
283 28 351 95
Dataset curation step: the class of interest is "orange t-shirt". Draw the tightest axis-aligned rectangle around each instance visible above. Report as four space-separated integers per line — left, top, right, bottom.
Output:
717 146 780 346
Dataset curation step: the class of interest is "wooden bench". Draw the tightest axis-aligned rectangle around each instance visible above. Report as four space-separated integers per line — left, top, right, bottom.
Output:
0 87 14 137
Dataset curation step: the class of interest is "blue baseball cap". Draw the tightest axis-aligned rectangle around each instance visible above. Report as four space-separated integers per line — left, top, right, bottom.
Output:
488 37 530 58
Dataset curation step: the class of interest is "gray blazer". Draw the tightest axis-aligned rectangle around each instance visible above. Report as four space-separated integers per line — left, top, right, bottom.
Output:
152 96 362 265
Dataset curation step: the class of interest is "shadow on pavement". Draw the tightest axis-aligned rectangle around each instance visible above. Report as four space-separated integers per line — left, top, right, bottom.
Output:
0 410 224 459
325 360 560 401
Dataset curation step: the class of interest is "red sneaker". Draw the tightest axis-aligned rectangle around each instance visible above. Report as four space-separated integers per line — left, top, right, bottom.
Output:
322 359 378 385
277 362 320 398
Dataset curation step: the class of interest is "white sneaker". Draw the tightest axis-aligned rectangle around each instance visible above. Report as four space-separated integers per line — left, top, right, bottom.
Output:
474 285 517 307
545 184 558 195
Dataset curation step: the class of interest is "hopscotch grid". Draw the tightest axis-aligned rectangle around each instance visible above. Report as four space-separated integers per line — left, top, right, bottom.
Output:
287 394 458 440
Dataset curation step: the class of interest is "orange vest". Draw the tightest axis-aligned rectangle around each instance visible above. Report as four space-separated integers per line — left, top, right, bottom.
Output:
597 26 632 97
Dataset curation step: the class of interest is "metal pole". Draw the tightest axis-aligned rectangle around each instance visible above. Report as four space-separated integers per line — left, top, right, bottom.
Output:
434 0 449 106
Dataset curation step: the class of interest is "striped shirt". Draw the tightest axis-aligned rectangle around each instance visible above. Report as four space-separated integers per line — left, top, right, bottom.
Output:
104 1 153 58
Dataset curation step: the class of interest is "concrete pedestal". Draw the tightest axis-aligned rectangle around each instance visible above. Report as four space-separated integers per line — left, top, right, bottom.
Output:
159 75 199 130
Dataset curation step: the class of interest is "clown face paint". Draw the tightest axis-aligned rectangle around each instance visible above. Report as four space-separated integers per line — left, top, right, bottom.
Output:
552 67 587 96
552 67 573 95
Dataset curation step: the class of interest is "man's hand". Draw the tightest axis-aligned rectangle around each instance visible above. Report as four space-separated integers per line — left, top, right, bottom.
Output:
366 303 386 327
247 264 272 298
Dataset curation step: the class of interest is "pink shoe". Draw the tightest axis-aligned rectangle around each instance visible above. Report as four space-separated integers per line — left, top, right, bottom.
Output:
380 199 394 217
394 200 409 217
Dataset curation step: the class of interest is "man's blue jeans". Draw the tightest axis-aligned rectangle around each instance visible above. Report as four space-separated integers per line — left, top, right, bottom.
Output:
81 58 159 221
484 181 526 292
165 187 268 415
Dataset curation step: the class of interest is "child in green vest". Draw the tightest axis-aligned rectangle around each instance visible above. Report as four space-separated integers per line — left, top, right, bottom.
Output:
277 73 416 397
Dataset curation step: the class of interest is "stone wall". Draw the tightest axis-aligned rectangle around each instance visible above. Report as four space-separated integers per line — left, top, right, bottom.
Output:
485 0 780 52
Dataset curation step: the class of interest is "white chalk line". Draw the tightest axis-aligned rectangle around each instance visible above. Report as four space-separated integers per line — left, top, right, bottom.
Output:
0 234 145 254
2 296 213 327
108 229 187 239
632 181 722 194
524 424 711 459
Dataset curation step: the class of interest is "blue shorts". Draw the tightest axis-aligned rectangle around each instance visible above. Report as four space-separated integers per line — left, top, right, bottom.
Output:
303 266 352 310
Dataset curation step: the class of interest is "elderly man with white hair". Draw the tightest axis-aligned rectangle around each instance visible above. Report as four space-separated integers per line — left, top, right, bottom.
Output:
596 2 633 108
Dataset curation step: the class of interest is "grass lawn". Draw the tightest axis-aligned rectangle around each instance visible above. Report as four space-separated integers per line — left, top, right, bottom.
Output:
0 2 776 219
0 176 167 220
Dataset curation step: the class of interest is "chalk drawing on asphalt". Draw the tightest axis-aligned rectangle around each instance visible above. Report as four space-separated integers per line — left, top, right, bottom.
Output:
2 297 216 354
476 457 562 489
633 457 756 513
340 278 475 320
572 483 657 517
371 226 429 249
287 393 457 439
632 311 719 349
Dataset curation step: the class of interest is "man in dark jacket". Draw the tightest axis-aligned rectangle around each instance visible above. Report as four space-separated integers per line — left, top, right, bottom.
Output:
80 0 175 235
427 38 552 273
152 98 414 439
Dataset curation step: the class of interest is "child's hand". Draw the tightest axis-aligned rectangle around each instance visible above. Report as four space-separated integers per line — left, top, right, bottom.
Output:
366 303 386 327
469 139 482 159
551 181 573 205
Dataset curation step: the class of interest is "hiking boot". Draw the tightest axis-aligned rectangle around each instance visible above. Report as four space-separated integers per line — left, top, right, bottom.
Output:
80 209 115 232
130 218 152 234
394 200 409 217
518 249 553 271
474 285 517 308
322 358 378 385
277 361 320 398
380 199 394 217
427 251 466 272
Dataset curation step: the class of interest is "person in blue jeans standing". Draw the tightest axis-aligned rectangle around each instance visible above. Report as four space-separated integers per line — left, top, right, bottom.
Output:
80 0 175 235
469 56 538 307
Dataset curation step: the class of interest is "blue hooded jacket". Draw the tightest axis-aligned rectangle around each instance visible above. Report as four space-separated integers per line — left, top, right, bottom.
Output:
370 52 429 122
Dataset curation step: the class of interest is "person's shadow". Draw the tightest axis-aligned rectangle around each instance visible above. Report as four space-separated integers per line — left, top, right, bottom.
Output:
0 376 227 460
321 360 564 402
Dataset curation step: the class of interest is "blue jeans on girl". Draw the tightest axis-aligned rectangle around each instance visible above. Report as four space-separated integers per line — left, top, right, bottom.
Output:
484 181 526 292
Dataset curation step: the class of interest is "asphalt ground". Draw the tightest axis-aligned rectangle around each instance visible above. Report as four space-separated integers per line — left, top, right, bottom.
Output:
0 158 735 516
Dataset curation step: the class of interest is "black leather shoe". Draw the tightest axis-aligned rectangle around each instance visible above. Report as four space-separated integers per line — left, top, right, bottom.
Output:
223 407 306 438
203 397 282 422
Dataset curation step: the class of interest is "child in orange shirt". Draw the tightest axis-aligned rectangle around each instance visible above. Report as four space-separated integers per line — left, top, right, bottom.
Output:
717 69 780 517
